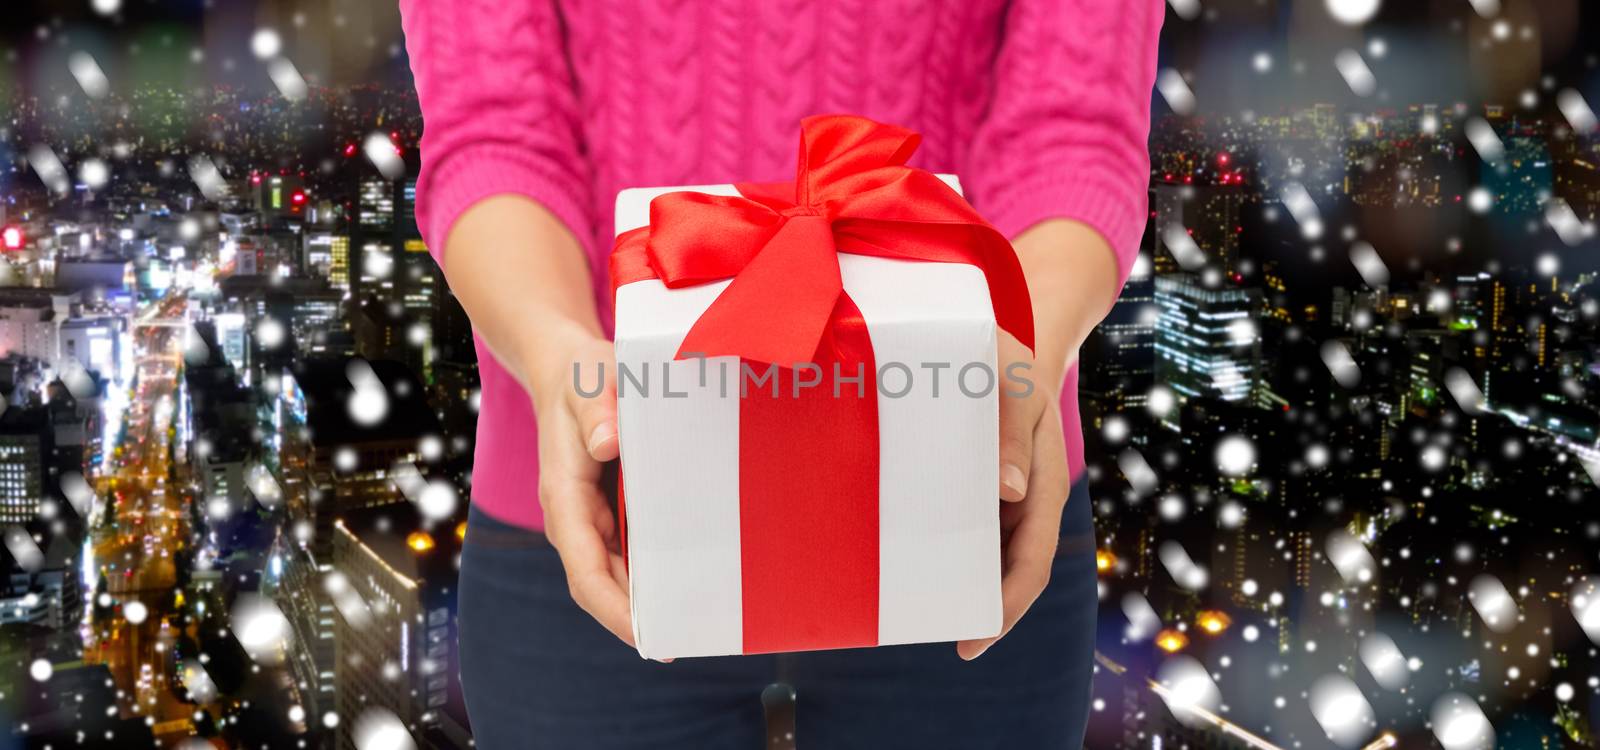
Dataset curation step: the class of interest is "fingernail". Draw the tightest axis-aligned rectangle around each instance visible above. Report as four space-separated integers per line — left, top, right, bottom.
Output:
1001 464 1026 497
587 422 617 454
963 641 992 661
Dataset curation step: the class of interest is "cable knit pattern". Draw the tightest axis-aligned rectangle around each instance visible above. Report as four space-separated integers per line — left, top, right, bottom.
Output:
400 0 1165 530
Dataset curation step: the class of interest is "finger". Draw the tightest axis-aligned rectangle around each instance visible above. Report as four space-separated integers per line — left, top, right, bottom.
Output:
997 383 1038 502
959 418 1069 660
572 369 619 462
956 501 1054 660
545 478 635 646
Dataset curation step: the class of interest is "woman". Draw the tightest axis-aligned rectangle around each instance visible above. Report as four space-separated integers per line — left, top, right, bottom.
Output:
399 1 1162 747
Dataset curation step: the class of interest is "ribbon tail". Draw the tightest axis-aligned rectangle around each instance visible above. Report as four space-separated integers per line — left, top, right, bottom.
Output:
675 215 843 366
834 219 1035 353
739 292 880 653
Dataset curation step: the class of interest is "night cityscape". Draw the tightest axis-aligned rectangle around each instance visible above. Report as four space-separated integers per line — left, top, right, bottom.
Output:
0 0 1598 748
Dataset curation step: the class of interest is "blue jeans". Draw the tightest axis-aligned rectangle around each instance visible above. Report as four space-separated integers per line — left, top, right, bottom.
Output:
458 480 1097 749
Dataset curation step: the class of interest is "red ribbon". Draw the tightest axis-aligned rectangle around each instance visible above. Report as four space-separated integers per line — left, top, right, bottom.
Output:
611 114 1033 653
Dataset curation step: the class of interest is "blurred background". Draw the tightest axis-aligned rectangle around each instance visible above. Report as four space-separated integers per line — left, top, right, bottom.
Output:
0 1 1597 748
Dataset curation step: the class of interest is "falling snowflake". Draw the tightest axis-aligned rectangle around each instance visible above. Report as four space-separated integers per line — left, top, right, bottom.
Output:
1156 69 1196 115
1159 540 1209 590
1166 0 1200 21
1161 224 1206 270
1154 655 1221 725
59 471 96 518
324 571 372 627
1146 385 1176 418
1431 692 1495 750
1157 494 1185 521
1218 501 1245 528
347 360 390 426
1280 183 1323 239
181 659 217 703
255 317 287 350
4 527 44 572
1444 368 1485 413
1122 592 1162 641
67 52 111 100
251 29 283 61
415 480 458 521
27 145 70 196
1349 241 1389 288
79 158 110 189
1359 632 1409 690
1535 252 1559 277
1334 49 1376 97
1102 415 1130 444
1420 444 1447 472
1467 187 1493 214
364 132 406 180
230 594 292 664
1469 574 1518 633
1118 448 1158 497
1544 198 1588 246
123 600 148 625
352 707 417 750
1557 88 1597 132
267 58 309 102
1325 0 1380 25
1464 118 1504 164
1308 673 1375 748
1321 340 1361 387
1326 530 1376 583
187 155 229 201
1214 434 1255 477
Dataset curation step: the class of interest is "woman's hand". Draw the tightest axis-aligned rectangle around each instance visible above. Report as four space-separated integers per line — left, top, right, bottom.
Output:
441 196 635 646
956 332 1071 660
955 218 1121 660
523 325 634 647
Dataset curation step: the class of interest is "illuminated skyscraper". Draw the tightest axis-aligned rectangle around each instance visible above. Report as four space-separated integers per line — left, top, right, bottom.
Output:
1148 185 1243 275
1154 274 1261 403
0 410 48 524
1091 254 1157 412
332 504 469 750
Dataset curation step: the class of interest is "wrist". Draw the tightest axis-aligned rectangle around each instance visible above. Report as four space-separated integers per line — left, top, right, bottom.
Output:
515 317 606 411
1011 218 1119 379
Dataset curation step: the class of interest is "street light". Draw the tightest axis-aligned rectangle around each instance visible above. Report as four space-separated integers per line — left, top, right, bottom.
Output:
1196 610 1232 635
406 531 435 552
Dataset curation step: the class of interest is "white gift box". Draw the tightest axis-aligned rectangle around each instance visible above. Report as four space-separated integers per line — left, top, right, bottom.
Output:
612 177 1002 659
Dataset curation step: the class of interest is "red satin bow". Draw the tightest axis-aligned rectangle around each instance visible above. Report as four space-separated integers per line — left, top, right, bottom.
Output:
611 114 1034 365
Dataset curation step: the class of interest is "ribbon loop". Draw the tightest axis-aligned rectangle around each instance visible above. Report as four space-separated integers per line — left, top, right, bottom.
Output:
609 114 1034 365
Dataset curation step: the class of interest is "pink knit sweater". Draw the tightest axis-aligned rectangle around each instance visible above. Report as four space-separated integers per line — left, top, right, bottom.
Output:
400 0 1163 530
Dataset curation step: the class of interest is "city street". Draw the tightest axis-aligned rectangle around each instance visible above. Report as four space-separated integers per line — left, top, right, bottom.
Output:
81 291 198 741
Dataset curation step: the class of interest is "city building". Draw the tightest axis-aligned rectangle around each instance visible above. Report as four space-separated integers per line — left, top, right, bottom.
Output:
0 288 78 366
1153 274 1262 405
0 408 52 524
332 504 469 750
1088 254 1157 414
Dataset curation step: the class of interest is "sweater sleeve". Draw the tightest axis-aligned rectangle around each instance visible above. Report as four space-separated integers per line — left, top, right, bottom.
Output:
399 0 591 268
965 0 1164 301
